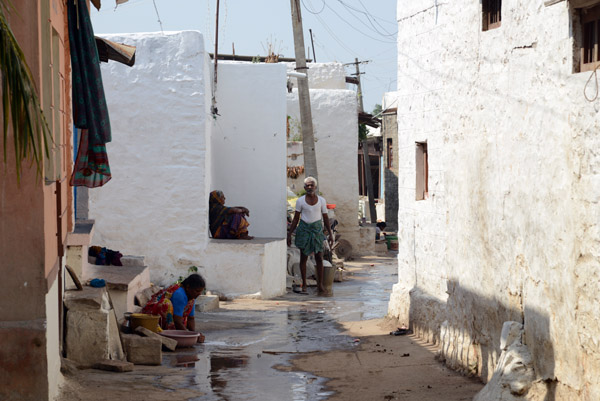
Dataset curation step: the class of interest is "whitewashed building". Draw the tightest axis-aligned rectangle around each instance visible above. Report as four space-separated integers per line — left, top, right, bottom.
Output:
286 62 376 253
89 31 287 299
388 1 600 399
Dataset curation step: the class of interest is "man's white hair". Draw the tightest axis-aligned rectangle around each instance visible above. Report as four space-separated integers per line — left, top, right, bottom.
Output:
304 176 317 186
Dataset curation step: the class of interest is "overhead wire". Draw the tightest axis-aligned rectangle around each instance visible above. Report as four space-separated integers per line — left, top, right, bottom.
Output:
310 7 363 58
335 0 397 38
302 0 326 15
152 0 164 33
321 2 396 44
355 0 397 35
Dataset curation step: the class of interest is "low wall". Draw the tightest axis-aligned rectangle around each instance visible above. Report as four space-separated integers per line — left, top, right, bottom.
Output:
202 238 286 299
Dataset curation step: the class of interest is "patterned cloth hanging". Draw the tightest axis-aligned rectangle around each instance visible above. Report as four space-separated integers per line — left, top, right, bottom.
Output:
68 0 112 187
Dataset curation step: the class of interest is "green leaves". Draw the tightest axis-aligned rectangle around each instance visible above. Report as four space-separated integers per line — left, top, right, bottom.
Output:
0 1 50 182
358 123 368 141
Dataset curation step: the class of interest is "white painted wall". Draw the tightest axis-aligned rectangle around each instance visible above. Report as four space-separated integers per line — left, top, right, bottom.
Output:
287 89 362 248
388 1 600 399
203 239 286 298
285 62 347 90
89 34 287 298
212 61 288 238
89 31 213 285
46 277 62 400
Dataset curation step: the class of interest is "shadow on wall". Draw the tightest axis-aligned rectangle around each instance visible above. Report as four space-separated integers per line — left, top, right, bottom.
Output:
407 280 556 400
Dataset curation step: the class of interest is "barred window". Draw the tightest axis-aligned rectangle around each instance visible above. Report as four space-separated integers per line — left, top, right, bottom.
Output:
580 5 600 72
483 0 502 31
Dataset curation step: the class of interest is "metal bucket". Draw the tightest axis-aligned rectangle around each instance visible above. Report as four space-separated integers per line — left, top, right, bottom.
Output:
322 265 335 297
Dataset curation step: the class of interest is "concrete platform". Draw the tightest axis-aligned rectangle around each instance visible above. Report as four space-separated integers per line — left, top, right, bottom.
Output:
201 237 286 299
83 265 150 321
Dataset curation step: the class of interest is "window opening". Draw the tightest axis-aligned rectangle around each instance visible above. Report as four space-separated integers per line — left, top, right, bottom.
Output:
482 0 502 31
415 142 428 201
580 5 600 72
387 138 393 169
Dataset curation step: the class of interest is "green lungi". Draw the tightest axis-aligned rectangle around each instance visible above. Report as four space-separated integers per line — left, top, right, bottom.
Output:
295 220 326 256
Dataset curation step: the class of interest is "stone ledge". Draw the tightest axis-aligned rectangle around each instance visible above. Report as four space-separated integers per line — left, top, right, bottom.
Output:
209 237 285 246
84 265 148 292
64 287 109 311
66 220 95 246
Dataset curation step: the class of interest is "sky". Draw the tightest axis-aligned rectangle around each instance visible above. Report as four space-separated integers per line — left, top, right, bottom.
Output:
91 0 398 113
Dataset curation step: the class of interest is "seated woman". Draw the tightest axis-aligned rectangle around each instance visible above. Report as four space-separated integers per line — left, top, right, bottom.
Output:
141 273 206 342
375 221 387 240
209 190 254 239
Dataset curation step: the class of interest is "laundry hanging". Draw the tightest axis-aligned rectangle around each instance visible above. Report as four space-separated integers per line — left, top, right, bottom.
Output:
67 0 112 187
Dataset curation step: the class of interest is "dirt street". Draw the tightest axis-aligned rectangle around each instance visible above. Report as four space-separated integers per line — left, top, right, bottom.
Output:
289 317 483 401
58 255 483 400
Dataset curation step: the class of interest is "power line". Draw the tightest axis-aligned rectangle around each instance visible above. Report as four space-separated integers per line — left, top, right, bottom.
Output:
338 0 398 33
321 2 396 44
335 0 397 38
311 9 363 58
152 0 164 33
302 0 325 15
355 0 397 35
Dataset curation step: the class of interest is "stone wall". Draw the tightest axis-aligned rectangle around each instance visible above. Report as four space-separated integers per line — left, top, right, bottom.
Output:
388 1 600 399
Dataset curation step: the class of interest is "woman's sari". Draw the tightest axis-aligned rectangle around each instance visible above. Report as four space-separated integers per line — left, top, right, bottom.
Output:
141 284 195 330
209 190 250 239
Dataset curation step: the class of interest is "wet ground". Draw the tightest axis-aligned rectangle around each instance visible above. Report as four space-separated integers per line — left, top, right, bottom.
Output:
183 254 398 400
60 254 482 400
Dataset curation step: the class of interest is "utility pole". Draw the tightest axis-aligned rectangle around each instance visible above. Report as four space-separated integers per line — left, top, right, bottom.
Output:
354 57 377 223
309 29 317 62
211 0 220 115
290 0 318 184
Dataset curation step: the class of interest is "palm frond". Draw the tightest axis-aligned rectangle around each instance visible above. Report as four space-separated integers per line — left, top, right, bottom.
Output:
0 1 50 181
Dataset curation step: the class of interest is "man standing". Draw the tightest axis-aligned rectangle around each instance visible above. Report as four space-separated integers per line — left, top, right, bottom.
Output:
287 177 334 295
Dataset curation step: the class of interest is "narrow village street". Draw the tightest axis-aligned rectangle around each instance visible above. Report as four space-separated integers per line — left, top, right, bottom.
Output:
59 254 482 401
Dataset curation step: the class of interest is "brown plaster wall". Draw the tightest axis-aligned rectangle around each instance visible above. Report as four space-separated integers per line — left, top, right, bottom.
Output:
0 327 48 401
0 0 47 323
0 0 71 399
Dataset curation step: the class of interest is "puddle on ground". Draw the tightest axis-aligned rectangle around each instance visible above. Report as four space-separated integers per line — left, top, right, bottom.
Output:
172 354 200 368
165 259 397 400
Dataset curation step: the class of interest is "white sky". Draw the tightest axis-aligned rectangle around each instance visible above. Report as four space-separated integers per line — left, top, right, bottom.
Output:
91 0 398 113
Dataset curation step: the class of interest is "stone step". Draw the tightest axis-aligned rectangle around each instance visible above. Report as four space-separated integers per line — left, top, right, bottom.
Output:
195 295 219 312
83 264 150 321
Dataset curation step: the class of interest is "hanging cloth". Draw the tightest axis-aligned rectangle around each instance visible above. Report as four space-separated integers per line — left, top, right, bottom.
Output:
67 0 112 187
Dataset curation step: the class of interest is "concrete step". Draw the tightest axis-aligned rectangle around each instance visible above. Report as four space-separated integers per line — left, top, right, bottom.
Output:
195 295 219 312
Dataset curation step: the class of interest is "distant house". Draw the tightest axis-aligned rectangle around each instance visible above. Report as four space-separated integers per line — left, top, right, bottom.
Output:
380 94 399 231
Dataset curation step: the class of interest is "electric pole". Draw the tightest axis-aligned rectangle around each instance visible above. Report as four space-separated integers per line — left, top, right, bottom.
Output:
354 57 377 223
290 0 318 184
309 29 316 62
212 0 220 116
